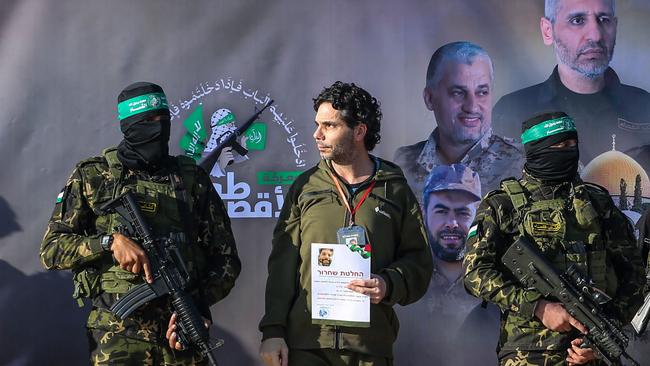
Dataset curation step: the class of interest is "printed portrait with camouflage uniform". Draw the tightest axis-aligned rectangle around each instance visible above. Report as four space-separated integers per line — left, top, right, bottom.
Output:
39 82 241 365
394 41 524 207
395 164 492 365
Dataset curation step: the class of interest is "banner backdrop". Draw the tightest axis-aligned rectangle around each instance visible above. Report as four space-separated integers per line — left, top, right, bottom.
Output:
0 0 649 365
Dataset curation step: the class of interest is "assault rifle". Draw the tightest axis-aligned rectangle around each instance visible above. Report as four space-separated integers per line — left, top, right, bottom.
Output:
101 191 222 366
631 254 650 335
631 292 650 335
198 99 274 172
501 237 639 366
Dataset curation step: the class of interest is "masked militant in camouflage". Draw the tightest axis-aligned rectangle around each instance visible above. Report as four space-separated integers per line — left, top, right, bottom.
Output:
39 82 241 365
463 111 645 365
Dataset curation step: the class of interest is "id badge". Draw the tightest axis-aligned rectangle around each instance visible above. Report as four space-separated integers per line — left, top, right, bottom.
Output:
337 225 367 246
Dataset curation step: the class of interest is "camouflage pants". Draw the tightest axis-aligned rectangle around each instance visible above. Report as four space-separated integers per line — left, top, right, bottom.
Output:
499 349 609 366
87 328 207 366
288 348 393 366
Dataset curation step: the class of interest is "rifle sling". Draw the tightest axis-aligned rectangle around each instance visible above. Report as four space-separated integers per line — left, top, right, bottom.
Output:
170 164 210 318
170 167 196 243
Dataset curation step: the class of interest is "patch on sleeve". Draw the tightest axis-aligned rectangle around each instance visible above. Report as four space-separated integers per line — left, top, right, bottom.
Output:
467 224 478 239
56 190 64 204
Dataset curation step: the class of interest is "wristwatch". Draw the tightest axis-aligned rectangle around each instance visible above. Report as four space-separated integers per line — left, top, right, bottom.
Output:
100 234 114 251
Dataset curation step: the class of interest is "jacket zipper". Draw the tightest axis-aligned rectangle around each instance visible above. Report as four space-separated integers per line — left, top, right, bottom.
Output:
341 179 375 225
335 326 341 349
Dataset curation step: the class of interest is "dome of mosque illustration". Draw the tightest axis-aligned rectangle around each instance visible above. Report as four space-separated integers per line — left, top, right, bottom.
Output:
581 136 650 198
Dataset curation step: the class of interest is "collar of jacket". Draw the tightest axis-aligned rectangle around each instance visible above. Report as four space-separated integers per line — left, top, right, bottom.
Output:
416 128 494 170
520 169 582 194
318 155 406 184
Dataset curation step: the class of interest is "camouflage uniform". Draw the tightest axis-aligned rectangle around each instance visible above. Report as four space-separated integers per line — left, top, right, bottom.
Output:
426 266 481 320
463 172 646 366
40 148 241 365
394 164 484 366
638 207 650 283
394 264 483 365
394 129 524 207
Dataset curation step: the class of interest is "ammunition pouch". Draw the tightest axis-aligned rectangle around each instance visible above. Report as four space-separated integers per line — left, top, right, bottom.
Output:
100 266 142 294
522 199 566 255
501 178 613 293
72 266 102 307
71 148 196 308
572 185 599 228
72 232 190 309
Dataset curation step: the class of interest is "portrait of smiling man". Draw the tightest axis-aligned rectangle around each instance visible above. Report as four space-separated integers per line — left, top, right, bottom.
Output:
493 0 650 165
423 165 480 270
318 248 334 267
394 41 523 206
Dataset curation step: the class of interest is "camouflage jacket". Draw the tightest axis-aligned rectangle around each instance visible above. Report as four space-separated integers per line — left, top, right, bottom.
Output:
393 128 524 206
638 207 650 289
393 264 483 366
39 149 241 342
463 173 646 353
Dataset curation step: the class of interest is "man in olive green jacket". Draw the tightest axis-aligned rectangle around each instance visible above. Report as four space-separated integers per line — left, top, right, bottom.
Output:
259 81 433 366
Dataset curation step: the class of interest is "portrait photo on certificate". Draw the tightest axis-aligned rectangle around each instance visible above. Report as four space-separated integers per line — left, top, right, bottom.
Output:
311 243 371 327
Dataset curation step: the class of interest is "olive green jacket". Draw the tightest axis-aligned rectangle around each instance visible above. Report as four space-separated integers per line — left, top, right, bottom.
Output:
463 173 646 353
259 157 433 357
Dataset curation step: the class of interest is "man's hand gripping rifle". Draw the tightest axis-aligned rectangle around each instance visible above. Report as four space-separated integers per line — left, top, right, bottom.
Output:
502 236 639 366
101 191 221 366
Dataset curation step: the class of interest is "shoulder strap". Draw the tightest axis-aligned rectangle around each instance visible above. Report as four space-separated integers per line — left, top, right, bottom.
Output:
500 178 528 212
171 156 198 242
102 147 125 199
500 178 529 236
175 155 197 195
582 181 610 195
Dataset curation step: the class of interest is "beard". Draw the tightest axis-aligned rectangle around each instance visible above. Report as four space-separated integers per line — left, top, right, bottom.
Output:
319 130 356 164
449 115 488 145
430 228 467 262
554 36 615 79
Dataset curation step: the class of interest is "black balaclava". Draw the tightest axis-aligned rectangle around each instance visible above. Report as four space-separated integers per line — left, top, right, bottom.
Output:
116 82 171 172
521 111 579 184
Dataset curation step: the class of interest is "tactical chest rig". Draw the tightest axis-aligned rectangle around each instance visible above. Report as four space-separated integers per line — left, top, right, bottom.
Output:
72 148 201 307
500 178 616 296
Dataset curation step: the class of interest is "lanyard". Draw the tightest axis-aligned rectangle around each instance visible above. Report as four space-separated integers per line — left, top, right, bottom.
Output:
329 171 376 226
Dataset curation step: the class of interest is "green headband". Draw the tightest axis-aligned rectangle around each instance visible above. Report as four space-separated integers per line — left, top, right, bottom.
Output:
117 92 168 120
520 116 576 145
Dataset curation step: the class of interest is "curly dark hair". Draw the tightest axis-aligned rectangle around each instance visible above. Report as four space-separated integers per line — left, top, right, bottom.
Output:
312 81 382 151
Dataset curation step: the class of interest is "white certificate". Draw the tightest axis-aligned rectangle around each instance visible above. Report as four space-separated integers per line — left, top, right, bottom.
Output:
311 243 371 327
